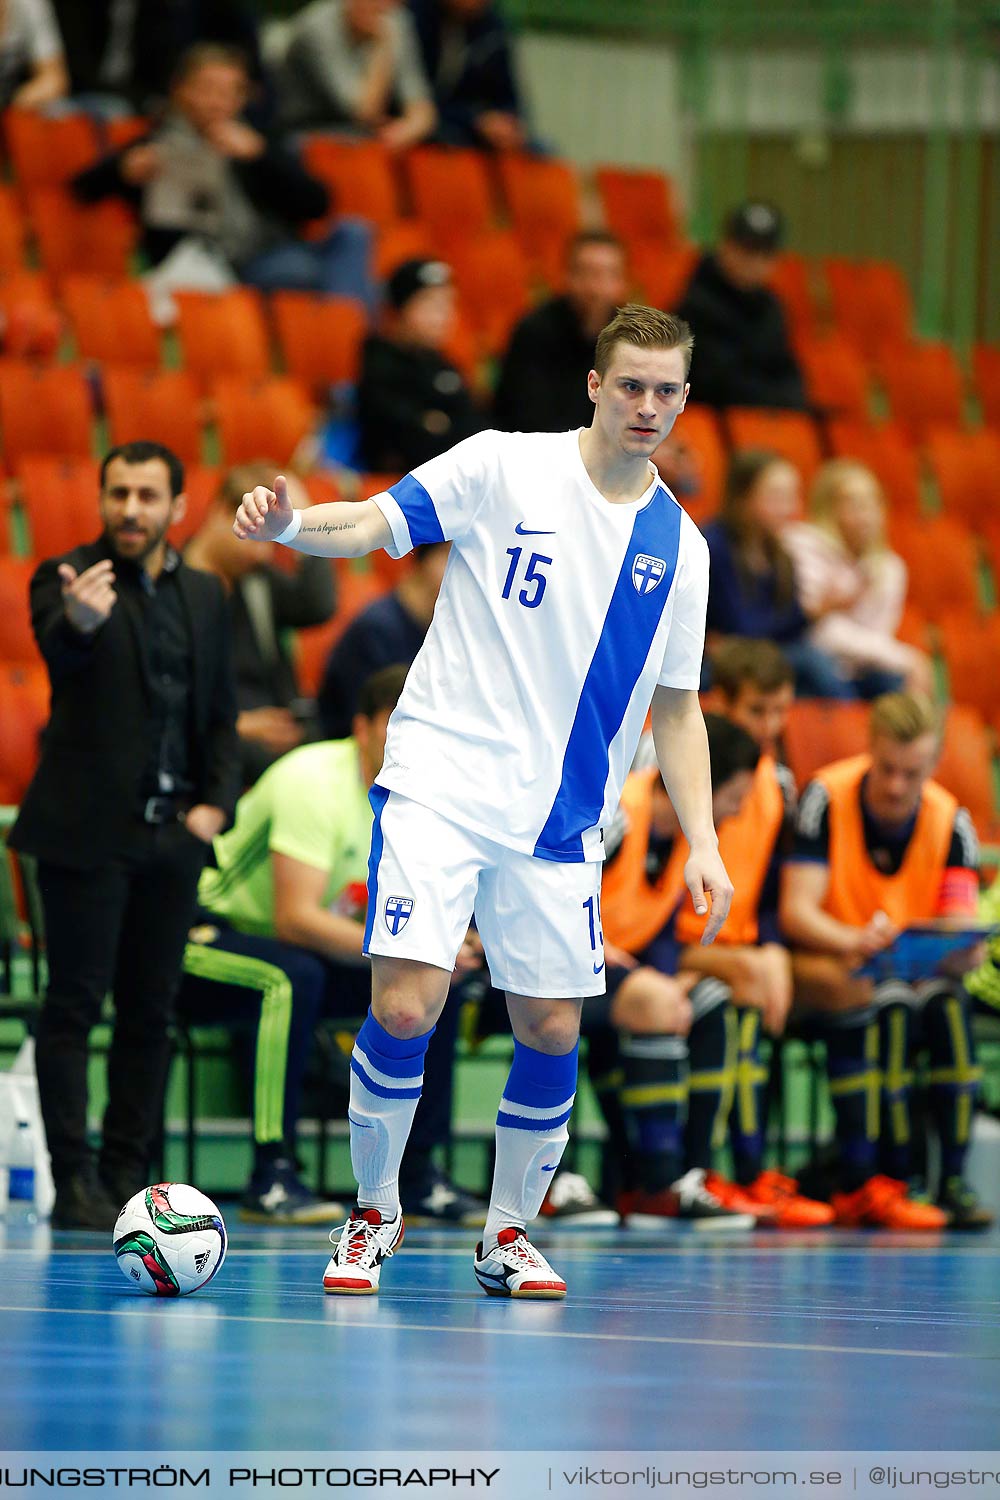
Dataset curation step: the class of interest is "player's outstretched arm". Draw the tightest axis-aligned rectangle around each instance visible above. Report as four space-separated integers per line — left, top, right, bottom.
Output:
650 685 734 945
233 474 393 559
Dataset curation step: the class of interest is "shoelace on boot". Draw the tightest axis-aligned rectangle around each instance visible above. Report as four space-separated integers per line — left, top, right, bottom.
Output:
331 1213 397 1269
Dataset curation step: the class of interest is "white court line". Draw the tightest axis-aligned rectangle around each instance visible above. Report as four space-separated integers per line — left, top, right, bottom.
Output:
0 1302 992 1361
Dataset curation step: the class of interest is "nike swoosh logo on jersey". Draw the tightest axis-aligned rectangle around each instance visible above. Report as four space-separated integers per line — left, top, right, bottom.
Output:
541 1164 558 1172
514 522 556 535
593 961 605 974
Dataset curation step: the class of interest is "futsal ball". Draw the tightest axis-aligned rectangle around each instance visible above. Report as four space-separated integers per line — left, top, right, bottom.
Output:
113 1183 227 1297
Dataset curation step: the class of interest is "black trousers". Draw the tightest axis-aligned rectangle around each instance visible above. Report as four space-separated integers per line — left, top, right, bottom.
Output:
35 823 208 1186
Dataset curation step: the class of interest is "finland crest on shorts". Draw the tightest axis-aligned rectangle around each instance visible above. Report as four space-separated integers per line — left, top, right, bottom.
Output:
384 895 414 936
632 554 667 595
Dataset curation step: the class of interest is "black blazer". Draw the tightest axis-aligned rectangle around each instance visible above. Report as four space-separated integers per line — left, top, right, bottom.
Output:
10 539 241 870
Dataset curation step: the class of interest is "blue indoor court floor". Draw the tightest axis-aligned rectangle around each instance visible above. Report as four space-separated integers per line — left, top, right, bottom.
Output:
2 1223 999 1454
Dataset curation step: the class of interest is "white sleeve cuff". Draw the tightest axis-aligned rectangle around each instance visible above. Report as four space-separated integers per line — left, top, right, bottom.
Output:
371 491 413 560
275 508 303 545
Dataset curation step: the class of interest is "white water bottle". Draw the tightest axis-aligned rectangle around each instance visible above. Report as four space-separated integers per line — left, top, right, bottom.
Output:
7 1117 37 1222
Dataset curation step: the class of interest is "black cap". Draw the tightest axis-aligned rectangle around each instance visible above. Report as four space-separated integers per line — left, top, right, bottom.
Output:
723 201 785 254
386 258 452 310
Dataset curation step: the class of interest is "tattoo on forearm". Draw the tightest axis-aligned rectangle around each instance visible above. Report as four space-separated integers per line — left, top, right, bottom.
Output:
311 519 356 535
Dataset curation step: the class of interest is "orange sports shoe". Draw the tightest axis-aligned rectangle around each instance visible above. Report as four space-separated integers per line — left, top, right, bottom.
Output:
703 1171 773 1223
830 1175 948 1230
742 1169 835 1228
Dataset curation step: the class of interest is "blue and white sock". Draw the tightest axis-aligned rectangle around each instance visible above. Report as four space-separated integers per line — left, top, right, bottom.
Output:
349 1008 434 1218
483 1038 579 1251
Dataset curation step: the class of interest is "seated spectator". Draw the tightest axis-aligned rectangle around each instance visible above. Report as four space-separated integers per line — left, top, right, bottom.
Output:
494 230 628 434
676 201 807 412
358 258 480 473
596 715 773 1228
72 44 375 311
780 692 991 1230
411 0 526 151
0 0 68 108
279 0 436 150
185 465 336 786
704 451 855 699
53 0 268 121
317 539 448 739
784 459 933 700
179 664 486 1225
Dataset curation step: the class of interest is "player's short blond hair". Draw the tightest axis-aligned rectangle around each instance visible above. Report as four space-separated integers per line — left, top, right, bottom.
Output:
594 304 694 379
870 692 942 746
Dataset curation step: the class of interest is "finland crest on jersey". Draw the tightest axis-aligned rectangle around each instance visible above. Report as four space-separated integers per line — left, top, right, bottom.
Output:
370 429 710 867
632 554 667 595
384 895 414 935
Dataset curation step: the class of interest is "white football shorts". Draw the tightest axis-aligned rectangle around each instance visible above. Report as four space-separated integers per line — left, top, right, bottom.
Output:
363 790 607 998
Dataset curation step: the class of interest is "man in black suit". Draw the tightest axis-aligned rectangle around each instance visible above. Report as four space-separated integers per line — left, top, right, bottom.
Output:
10 441 240 1230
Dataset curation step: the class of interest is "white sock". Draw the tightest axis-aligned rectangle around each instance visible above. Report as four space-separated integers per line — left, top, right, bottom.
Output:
482 1038 578 1253
348 1010 432 1219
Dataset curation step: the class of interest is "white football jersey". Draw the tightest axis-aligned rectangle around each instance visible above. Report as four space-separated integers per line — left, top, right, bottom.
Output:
372 428 709 864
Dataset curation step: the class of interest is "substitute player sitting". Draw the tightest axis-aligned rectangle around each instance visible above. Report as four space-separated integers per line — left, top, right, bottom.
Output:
234 303 732 1299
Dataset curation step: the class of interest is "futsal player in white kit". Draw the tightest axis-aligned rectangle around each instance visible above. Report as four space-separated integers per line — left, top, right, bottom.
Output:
233 304 733 1299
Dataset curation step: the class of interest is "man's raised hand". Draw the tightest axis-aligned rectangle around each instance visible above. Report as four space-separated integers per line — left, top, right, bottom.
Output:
58 559 117 635
233 474 293 542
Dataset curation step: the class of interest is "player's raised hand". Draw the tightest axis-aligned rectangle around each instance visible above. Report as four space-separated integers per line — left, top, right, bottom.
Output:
684 843 734 946
58 559 117 635
233 474 293 542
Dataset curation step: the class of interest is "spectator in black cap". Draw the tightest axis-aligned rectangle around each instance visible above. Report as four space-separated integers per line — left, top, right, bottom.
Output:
675 201 807 412
356 256 481 473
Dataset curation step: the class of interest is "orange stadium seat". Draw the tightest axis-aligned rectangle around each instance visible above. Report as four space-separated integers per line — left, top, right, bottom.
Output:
971 343 1000 428
936 705 1000 842
102 366 203 465
768 253 819 338
300 137 401 234
888 515 982 621
16 456 100 557
28 189 136 280
0 558 39 664
168 464 220 545
62 275 161 368
826 419 922 518
669 404 727 523
878 342 966 442
211 377 315 466
629 243 698 312
796 335 871 421
825 256 913 354
175 289 271 387
938 614 1000 720
448 231 530 356
0 667 49 801
405 146 496 251
271 292 367 394
104 116 150 151
3 110 98 190
896 600 929 652
294 566 384 696
0 270 62 358
373 220 438 281
497 153 581 287
0 360 93 467
725 407 824 486
0 185 28 271
783 699 870 790
925 426 1000 530
594 165 682 253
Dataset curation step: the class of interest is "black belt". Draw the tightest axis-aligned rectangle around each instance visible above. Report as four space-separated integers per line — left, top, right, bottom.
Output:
142 796 190 825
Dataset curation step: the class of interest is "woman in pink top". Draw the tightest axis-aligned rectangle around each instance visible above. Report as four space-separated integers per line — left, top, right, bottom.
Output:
784 459 933 699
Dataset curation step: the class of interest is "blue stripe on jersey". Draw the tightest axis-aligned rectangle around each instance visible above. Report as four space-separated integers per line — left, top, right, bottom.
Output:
363 785 390 953
534 490 681 862
388 473 445 547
